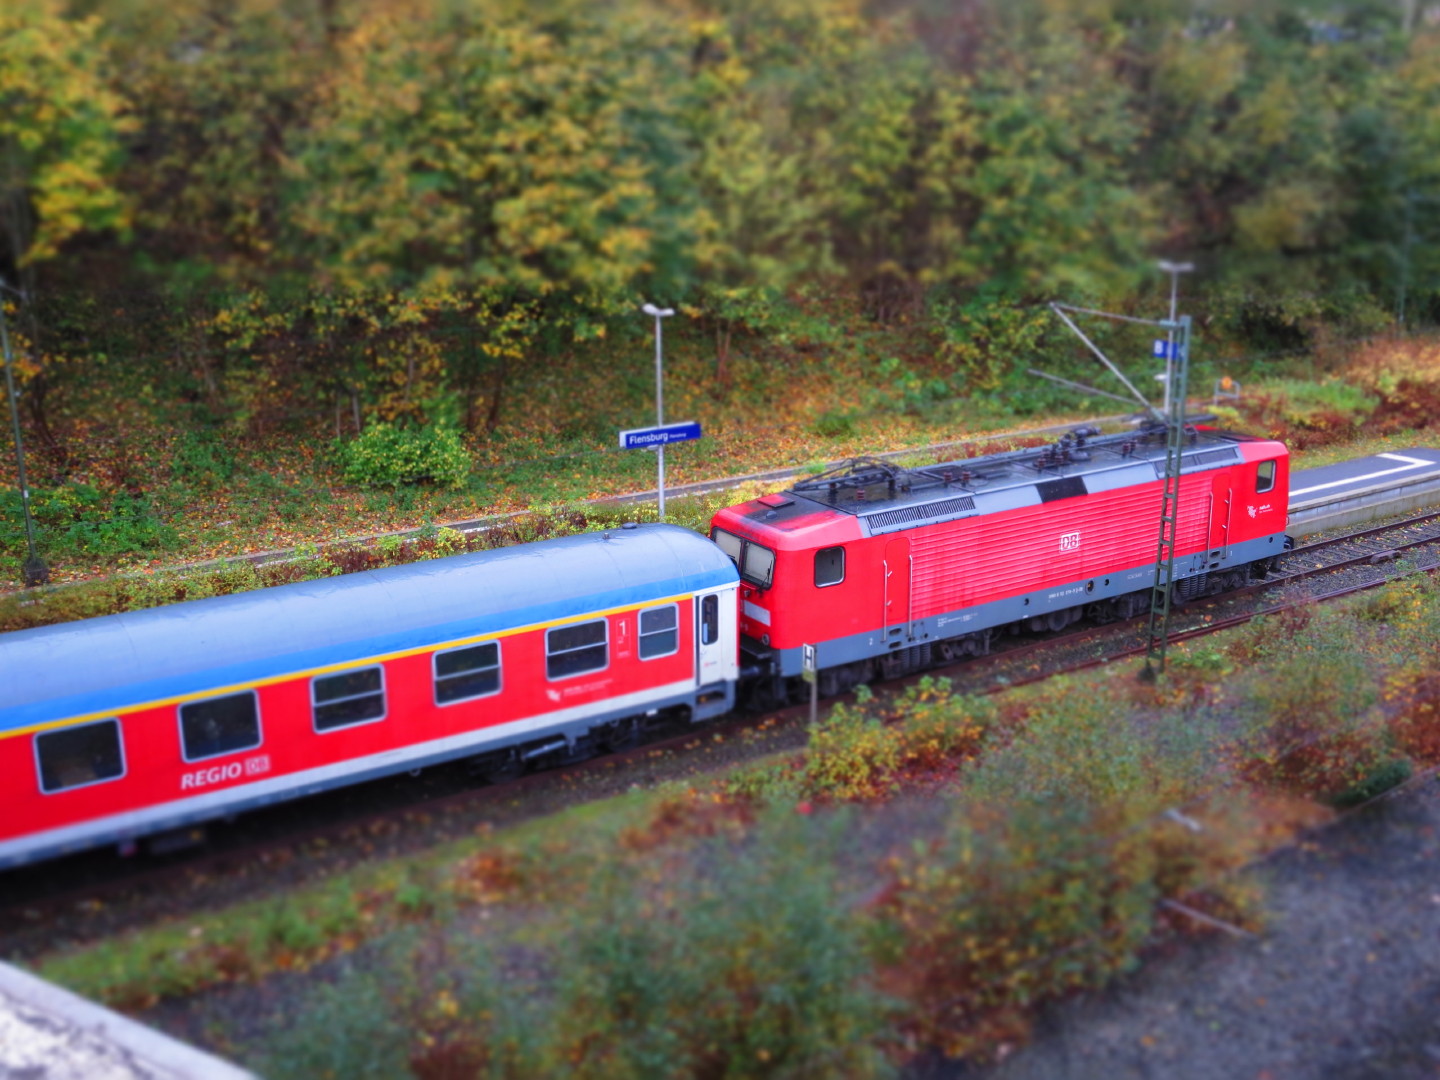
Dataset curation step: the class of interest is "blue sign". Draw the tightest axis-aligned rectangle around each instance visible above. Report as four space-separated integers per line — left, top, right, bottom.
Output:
619 420 702 450
1152 339 1174 359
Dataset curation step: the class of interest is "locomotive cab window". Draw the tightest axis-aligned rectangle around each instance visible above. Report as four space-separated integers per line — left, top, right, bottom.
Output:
36 718 125 794
743 542 775 588
711 528 776 590
638 604 679 660
1256 460 1276 494
313 666 386 731
180 691 261 761
435 641 500 704
814 546 845 587
712 528 743 565
547 619 608 679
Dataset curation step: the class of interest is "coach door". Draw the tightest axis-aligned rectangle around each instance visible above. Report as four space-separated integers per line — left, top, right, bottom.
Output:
883 537 913 642
696 593 726 686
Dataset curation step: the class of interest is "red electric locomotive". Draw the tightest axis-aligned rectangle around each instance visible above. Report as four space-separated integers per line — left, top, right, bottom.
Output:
710 425 1290 700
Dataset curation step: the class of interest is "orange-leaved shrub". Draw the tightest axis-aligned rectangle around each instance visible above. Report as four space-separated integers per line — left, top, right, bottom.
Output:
1233 610 1392 803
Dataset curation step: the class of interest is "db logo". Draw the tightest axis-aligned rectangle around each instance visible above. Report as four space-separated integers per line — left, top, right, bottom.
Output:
181 754 270 791
1058 531 1081 552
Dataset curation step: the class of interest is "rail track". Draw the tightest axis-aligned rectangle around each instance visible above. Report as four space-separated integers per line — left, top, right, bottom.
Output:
4 505 1439 950
956 507 1440 691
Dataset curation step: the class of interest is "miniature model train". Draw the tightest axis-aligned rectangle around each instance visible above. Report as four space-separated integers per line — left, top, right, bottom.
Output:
0 424 1289 869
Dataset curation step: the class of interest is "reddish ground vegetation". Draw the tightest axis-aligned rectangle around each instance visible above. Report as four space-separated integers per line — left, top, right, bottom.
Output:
617 789 756 853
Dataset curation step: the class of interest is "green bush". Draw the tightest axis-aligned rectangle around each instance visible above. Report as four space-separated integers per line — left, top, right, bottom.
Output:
876 796 1160 1060
1236 623 1389 802
336 422 470 489
803 699 901 802
258 969 412 1080
169 429 237 487
0 483 179 560
812 410 856 439
552 812 893 1078
889 677 994 769
970 689 1146 808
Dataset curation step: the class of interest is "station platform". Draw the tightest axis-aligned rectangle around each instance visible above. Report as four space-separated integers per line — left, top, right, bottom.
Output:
1288 447 1440 536
0 960 256 1080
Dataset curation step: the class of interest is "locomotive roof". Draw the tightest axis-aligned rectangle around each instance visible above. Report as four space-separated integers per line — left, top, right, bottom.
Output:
736 425 1275 539
0 523 736 733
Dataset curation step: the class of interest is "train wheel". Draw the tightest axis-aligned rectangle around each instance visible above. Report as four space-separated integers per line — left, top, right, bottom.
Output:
467 751 521 785
600 718 642 753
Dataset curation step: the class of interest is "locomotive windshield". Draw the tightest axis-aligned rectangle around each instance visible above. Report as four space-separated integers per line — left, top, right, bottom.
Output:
711 528 776 589
712 528 743 564
743 543 775 588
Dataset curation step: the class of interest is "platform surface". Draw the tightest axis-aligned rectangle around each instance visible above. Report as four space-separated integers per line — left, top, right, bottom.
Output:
1289 447 1440 505
0 961 256 1080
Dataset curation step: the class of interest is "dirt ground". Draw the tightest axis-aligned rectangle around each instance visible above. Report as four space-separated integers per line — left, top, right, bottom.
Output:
911 772 1440 1080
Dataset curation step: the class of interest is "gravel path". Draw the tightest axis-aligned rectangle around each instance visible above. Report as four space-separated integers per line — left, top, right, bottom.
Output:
922 773 1440 1080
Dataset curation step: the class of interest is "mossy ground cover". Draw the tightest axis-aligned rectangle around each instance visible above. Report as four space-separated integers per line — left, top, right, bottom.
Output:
6 315 1438 594
8 328 1440 627
25 574 1440 1075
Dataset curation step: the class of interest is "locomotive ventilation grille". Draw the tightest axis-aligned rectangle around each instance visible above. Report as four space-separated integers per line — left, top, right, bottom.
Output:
861 495 977 531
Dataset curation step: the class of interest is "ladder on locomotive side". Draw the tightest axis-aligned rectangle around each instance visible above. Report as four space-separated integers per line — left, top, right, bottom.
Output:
1047 273 1196 679
1144 315 1192 679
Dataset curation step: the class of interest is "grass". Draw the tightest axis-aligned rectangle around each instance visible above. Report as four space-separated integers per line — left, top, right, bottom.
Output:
9 320 1440 1065
25 573 1440 1071
6 316 1437 594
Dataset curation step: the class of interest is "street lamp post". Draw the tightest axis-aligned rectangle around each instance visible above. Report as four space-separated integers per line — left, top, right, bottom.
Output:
0 278 48 587
1157 260 1194 416
641 303 675 520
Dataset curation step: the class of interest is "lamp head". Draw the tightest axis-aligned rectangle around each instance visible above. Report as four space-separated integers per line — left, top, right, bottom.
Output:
641 303 675 318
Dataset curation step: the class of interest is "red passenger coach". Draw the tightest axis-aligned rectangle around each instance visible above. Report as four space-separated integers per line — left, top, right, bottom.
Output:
0 524 739 869
711 426 1290 700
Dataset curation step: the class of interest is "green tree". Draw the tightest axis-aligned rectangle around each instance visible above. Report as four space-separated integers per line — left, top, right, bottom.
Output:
97 0 333 284
286 2 693 298
0 0 131 282
0 0 132 459
927 8 1157 298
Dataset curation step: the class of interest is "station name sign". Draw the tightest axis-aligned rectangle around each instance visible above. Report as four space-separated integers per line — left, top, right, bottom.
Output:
618 421 702 450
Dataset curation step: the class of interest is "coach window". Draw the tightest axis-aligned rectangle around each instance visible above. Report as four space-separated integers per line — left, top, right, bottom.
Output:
435 641 501 705
1256 460 1276 494
547 619 608 679
815 546 845 588
36 718 125 794
180 691 261 761
313 666 386 731
701 594 720 646
638 604 679 660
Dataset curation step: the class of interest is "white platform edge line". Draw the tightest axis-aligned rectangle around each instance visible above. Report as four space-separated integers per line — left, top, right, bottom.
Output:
1289 453 1433 497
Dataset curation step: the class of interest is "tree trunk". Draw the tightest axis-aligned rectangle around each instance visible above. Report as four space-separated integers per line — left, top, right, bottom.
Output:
485 355 507 434
715 323 731 387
